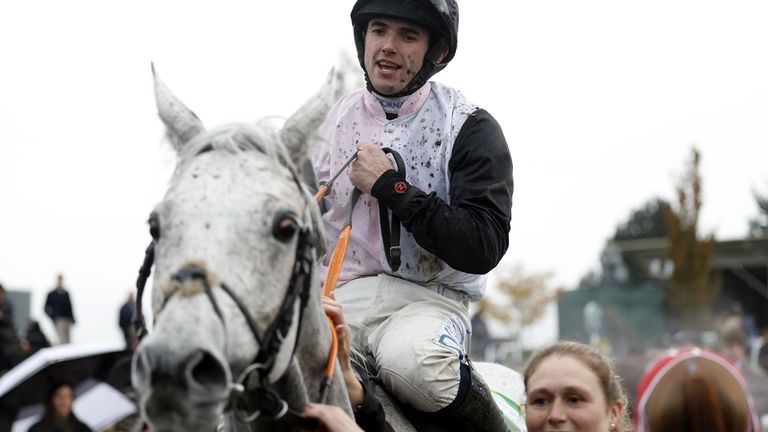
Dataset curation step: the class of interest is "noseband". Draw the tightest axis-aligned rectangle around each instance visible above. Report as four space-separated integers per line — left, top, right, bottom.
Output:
133 147 322 429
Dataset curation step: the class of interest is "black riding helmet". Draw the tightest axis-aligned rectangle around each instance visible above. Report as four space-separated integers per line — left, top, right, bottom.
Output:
351 0 459 97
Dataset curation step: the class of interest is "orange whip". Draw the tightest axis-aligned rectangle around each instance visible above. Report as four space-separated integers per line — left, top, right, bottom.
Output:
315 153 360 403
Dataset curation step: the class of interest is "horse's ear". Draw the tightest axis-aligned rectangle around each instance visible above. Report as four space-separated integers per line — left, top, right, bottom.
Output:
280 50 361 168
152 63 205 151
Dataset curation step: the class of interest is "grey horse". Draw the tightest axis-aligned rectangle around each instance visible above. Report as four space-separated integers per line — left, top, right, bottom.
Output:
131 63 358 432
131 62 524 432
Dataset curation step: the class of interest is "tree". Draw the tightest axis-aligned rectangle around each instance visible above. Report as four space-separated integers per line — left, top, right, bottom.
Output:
663 147 721 330
480 263 563 330
613 197 671 241
577 197 672 289
748 188 768 238
610 197 672 284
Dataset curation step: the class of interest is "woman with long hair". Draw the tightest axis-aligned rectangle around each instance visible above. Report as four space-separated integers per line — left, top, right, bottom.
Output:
29 382 91 432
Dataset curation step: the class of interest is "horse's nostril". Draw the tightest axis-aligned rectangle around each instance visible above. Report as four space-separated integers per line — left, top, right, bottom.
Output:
185 350 228 390
172 264 208 284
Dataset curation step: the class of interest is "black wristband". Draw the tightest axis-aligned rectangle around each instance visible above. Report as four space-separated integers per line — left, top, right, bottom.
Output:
371 169 416 212
371 169 403 195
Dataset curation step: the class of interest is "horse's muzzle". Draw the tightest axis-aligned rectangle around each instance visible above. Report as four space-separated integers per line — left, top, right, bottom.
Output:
133 342 232 405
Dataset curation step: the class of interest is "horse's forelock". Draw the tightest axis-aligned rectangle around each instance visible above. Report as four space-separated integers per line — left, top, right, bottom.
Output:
176 120 291 167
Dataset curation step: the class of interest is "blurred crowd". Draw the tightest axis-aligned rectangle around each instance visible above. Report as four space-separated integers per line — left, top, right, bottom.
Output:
0 274 136 375
0 282 51 373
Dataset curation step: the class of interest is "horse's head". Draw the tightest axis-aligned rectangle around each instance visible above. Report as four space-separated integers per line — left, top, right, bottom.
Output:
132 63 358 431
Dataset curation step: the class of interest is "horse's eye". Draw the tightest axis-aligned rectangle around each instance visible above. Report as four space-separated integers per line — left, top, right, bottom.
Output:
148 211 161 240
272 211 298 242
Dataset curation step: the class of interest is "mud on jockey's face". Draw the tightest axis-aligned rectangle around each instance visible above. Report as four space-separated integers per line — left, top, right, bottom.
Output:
363 17 430 96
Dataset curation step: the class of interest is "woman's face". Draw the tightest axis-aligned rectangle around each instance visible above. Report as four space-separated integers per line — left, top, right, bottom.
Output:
525 355 620 432
51 385 74 418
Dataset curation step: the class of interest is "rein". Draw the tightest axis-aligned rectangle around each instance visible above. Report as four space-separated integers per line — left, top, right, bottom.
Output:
314 147 405 276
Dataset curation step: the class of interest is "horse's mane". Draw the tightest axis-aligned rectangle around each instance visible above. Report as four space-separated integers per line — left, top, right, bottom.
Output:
168 118 301 192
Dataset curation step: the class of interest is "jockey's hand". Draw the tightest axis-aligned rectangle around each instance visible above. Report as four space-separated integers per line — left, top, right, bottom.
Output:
349 144 393 194
303 403 363 432
322 295 365 409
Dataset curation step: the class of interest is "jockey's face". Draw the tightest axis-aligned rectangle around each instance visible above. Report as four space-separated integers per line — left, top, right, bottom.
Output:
363 17 430 95
525 355 621 432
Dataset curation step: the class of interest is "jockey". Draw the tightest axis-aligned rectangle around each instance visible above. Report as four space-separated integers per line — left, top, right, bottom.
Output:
312 0 514 430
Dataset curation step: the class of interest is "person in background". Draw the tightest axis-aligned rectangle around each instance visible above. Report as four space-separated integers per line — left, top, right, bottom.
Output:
470 306 491 361
635 347 763 432
0 283 14 331
44 274 76 344
21 319 51 355
719 326 768 428
0 282 21 371
523 341 630 432
118 292 136 349
758 327 768 374
720 326 749 371
29 381 92 432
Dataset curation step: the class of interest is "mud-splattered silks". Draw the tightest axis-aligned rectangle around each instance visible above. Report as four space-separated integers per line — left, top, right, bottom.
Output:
313 82 488 300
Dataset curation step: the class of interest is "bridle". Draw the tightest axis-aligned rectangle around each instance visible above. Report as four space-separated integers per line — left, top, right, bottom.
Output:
133 146 323 429
133 144 405 429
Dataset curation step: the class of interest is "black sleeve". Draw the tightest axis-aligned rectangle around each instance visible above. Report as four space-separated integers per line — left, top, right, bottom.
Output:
371 109 513 274
353 374 395 432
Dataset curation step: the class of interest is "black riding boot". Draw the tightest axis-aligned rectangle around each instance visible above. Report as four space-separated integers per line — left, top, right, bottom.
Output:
405 363 510 432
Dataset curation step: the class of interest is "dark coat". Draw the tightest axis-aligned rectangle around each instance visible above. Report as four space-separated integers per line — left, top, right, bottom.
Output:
0 298 13 330
25 324 51 352
44 288 75 322
28 416 91 432
118 301 135 339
